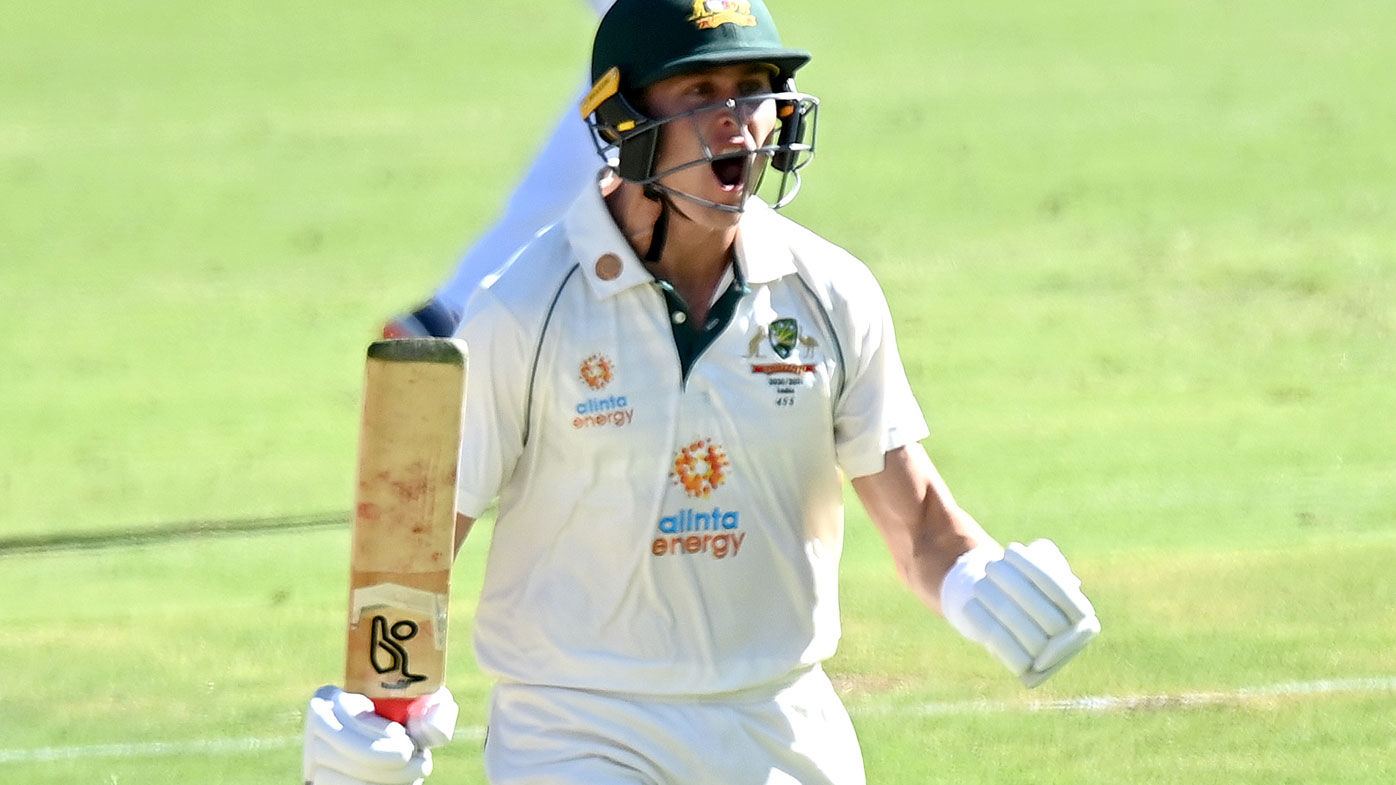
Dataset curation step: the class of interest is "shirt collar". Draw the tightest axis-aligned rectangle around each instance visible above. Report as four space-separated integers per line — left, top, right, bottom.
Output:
565 180 796 298
734 198 797 285
565 176 655 299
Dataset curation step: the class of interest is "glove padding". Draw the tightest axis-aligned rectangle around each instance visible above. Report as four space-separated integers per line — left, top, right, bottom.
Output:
942 540 1100 688
303 685 458 785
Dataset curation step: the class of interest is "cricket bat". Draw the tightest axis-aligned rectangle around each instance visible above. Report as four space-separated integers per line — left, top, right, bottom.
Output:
344 337 467 726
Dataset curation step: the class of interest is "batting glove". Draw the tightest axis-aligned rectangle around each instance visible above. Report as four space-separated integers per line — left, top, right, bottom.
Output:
941 540 1100 688
381 299 462 340
303 685 458 785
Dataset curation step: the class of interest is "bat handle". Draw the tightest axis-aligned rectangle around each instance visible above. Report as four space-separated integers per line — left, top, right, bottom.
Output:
372 696 425 726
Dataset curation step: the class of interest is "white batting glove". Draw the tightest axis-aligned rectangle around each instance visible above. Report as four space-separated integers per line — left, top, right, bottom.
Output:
941 540 1100 688
303 685 458 785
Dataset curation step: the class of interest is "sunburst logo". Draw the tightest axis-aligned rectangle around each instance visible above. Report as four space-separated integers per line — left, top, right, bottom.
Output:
689 0 756 30
579 354 614 390
670 439 730 498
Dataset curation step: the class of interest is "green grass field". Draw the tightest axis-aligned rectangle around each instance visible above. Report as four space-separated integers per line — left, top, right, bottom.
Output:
3 0 1394 782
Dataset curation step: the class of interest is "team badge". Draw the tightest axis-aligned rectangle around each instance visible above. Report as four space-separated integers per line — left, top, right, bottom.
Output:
579 354 614 390
745 318 821 407
689 0 756 30
768 318 799 359
670 439 730 498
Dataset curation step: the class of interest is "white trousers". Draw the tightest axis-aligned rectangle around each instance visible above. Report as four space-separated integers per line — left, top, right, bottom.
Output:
483 666 867 785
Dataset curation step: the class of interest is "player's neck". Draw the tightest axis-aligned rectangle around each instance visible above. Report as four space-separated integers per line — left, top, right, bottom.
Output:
609 182 737 322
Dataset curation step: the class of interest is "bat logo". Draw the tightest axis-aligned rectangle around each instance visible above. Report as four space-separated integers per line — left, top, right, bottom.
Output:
369 615 427 685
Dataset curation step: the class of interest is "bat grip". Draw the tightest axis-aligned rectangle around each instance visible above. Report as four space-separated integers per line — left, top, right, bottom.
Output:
372 696 424 726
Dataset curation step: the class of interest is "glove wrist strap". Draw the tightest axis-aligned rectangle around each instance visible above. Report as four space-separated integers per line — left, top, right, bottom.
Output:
940 543 1002 639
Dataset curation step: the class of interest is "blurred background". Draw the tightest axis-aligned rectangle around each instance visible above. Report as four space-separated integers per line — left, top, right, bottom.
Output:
2 0 1392 782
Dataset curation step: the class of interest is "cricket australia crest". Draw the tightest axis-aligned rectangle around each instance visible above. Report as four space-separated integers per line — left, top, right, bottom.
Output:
744 317 822 408
768 317 799 359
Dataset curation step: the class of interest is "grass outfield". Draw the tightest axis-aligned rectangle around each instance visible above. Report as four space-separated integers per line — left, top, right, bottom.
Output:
2 0 1394 782
2 530 1394 783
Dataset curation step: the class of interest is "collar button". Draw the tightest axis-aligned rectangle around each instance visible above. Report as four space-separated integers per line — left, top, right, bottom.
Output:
595 253 622 281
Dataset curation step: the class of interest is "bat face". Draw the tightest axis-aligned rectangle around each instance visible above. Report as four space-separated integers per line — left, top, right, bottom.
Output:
344 338 467 723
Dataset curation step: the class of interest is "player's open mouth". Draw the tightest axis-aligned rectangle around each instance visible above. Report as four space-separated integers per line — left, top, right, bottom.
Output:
711 158 746 191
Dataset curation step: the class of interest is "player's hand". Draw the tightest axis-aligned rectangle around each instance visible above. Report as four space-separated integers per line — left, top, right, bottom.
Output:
941 540 1100 688
302 685 458 785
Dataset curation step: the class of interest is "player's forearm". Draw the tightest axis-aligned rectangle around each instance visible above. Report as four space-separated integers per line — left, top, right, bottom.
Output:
910 503 997 614
856 445 1100 686
893 488 998 615
853 444 997 614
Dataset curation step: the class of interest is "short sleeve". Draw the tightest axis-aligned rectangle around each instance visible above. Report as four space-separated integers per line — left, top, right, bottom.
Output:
831 275 929 478
454 286 532 518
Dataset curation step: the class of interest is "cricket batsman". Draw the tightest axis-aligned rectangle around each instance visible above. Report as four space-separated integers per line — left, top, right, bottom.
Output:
308 1 1101 782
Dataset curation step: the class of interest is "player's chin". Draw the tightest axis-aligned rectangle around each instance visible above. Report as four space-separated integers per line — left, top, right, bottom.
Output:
700 192 746 225
710 187 747 211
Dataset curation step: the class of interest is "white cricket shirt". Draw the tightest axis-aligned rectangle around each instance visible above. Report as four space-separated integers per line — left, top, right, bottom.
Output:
456 181 928 696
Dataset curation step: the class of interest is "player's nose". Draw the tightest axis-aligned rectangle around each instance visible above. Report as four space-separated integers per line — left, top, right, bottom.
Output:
711 100 760 143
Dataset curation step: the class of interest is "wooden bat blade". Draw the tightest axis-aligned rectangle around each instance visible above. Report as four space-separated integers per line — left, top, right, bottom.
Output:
344 337 467 724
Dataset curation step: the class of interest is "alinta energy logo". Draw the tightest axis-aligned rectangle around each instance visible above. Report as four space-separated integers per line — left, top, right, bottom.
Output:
671 438 729 498
579 354 614 390
654 438 745 560
573 353 633 429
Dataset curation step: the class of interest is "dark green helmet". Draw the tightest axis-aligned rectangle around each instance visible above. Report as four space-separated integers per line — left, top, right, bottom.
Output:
581 0 819 213
590 0 811 92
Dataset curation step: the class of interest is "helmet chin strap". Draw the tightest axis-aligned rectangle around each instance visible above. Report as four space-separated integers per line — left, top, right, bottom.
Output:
631 130 772 262
635 152 761 265
639 181 722 264
641 185 672 263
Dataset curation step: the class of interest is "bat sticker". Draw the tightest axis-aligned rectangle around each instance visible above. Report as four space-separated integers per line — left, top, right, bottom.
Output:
370 615 427 684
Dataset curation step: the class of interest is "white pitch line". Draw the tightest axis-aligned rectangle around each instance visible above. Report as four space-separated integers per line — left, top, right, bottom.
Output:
873 676 1396 716
0 727 486 766
2 677 1393 765
0 735 299 764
